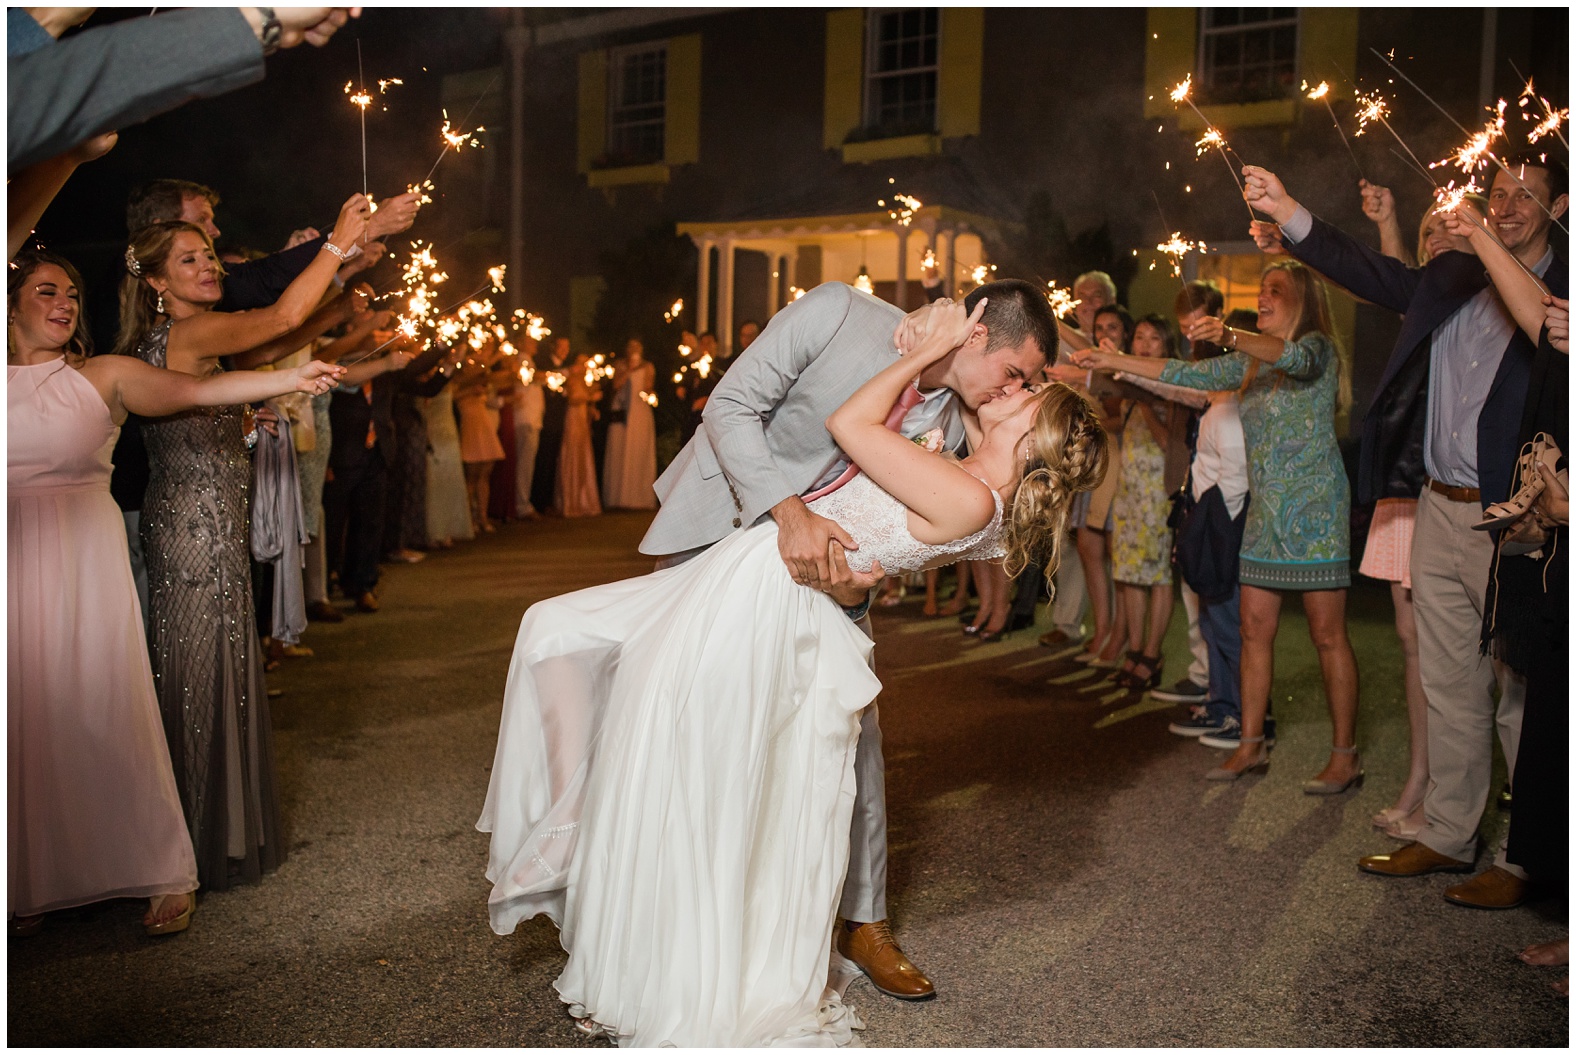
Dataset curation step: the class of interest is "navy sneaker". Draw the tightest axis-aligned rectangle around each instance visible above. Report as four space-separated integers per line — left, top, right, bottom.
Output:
1168 706 1229 738
1199 715 1277 749
1150 678 1208 704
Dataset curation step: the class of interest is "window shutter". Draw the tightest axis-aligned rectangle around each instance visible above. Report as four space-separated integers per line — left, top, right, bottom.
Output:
665 34 702 166
822 9 864 150
577 49 608 173
938 8 983 138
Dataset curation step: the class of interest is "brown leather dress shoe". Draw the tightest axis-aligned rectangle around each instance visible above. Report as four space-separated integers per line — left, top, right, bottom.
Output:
1358 841 1473 877
1443 866 1529 910
1038 629 1072 648
355 591 380 613
836 920 935 1000
306 600 345 623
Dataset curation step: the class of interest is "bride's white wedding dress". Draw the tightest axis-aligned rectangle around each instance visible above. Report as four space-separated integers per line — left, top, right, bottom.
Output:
478 470 1005 1046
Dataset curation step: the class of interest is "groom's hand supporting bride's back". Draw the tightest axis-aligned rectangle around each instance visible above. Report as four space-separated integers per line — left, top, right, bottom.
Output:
772 494 859 591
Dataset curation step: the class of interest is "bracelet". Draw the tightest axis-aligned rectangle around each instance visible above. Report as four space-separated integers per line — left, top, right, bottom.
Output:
321 241 349 262
255 7 282 55
842 595 874 622
1226 328 1238 349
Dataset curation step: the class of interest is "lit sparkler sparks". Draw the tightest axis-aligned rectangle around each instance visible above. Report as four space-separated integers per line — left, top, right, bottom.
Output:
640 391 659 408
519 362 535 385
879 192 923 226
487 265 507 292
789 286 806 301
378 78 403 94
1354 88 1438 189
970 264 996 286
1045 281 1080 320
920 248 937 270
664 299 684 323
545 372 566 393
1304 79 1363 178
406 179 434 205
1155 233 1207 279
1169 75 1193 105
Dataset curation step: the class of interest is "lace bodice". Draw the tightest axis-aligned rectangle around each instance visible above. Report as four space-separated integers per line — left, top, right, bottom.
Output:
807 470 1005 573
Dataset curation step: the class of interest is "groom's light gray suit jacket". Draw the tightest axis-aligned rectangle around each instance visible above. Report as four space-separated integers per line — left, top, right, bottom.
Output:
640 281 965 557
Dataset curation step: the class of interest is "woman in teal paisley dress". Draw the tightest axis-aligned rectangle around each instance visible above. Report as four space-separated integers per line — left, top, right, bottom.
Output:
1075 261 1361 792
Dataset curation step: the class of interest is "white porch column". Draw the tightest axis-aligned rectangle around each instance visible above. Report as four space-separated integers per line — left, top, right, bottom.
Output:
717 237 736 356
695 237 713 340
893 227 910 309
505 12 530 316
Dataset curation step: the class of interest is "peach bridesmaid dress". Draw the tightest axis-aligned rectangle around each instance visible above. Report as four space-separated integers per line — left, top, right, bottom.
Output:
7 360 196 916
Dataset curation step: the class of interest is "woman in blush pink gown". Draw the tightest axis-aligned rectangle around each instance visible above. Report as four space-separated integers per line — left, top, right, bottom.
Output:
7 251 340 937
556 353 602 518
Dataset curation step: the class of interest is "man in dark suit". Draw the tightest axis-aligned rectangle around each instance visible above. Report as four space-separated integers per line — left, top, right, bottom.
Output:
531 336 573 514
1243 158 1568 908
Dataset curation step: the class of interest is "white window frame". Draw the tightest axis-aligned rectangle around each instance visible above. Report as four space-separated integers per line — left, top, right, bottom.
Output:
862 8 941 136
606 40 668 163
1196 8 1301 103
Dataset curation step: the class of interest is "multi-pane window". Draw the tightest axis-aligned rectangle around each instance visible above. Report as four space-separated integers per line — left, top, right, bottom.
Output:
864 9 939 137
607 43 666 164
1198 9 1299 103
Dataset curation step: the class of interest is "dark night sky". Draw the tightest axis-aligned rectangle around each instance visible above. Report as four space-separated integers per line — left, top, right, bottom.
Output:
36 7 510 257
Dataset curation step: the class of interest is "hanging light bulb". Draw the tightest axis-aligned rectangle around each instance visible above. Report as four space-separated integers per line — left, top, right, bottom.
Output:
854 265 875 295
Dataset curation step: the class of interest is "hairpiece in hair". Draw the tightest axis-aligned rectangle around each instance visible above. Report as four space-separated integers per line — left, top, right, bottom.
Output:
124 246 143 277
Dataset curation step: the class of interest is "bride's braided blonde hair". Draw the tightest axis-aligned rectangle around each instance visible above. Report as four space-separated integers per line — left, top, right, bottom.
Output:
1000 383 1109 582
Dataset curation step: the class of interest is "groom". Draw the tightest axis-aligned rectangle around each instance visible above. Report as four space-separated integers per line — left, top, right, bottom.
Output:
641 278 1056 998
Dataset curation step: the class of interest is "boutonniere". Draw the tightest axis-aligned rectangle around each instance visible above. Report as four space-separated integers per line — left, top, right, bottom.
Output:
912 427 945 453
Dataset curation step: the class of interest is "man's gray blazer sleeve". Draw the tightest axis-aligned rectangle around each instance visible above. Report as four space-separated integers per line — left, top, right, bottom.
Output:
8 8 265 171
701 282 855 524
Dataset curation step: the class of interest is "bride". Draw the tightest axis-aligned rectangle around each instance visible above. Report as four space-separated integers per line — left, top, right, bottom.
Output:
478 300 1108 1046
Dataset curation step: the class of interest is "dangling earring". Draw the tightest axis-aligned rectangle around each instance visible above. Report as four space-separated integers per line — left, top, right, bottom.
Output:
155 291 166 315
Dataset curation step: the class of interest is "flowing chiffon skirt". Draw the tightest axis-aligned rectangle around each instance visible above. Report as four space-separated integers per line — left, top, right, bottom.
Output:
478 521 878 1046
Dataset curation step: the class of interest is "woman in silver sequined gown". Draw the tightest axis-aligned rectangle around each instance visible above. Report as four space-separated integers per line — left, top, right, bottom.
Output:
119 198 370 889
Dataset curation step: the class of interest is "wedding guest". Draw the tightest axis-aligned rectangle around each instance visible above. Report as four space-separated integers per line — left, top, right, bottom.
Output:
1150 281 1227 707
115 197 367 891
423 357 475 548
531 336 572 514
602 338 658 510
323 345 417 612
1166 309 1252 741
7 248 339 938
1248 159 1567 899
487 360 521 524
383 335 452 561
1072 304 1132 667
1077 260 1359 789
557 352 603 518
1439 199 1568 928
1107 314 1183 690
1355 184 1482 839
455 355 506 533
513 356 546 518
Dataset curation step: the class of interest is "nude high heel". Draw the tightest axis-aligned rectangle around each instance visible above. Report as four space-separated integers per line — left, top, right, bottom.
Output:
1205 736 1269 781
1303 745 1365 795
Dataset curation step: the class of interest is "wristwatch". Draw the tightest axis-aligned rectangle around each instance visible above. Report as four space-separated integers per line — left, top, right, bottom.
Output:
256 7 282 55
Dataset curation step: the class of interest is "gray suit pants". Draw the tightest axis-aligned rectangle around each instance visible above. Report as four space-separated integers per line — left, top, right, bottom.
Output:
655 545 887 923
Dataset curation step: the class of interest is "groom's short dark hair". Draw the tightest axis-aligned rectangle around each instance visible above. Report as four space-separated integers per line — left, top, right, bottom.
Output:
964 279 1058 363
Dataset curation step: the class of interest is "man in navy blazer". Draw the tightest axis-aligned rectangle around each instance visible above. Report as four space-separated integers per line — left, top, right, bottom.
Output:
1243 158 1567 908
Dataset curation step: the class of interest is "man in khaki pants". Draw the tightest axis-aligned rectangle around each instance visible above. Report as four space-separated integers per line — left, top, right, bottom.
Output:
1247 157 1568 908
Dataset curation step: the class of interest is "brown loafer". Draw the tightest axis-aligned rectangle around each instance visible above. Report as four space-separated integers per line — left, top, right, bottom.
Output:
1038 629 1072 648
1443 866 1528 910
836 920 935 1000
1358 841 1473 877
306 601 344 623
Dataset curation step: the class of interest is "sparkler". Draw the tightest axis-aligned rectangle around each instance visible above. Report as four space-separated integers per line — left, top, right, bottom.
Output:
664 299 684 323
1045 281 1080 320
970 264 997 286
1173 77 1253 218
1513 68 1569 149
878 192 923 227
1354 89 1438 190
1304 79 1364 179
1149 190 1200 299
422 71 501 185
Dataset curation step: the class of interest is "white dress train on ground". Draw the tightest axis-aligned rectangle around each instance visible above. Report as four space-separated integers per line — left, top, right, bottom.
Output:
479 471 1004 1046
